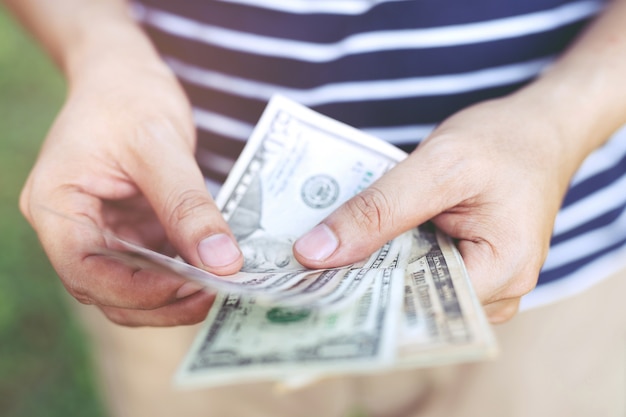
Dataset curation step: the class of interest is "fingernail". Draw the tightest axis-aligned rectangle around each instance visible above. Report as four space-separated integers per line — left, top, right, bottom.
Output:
198 233 241 268
294 223 338 262
176 281 204 299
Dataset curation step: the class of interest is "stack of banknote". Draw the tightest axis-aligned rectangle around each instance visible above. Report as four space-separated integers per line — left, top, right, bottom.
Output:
95 95 497 388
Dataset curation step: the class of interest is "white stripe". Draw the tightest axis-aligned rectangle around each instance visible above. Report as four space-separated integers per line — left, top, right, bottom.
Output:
193 108 253 141
204 177 223 198
569 124 626 186
553 171 626 236
362 124 435 145
194 105 435 146
138 1 602 62
544 204 626 271
170 56 552 106
216 0 403 15
196 147 236 178
520 245 626 310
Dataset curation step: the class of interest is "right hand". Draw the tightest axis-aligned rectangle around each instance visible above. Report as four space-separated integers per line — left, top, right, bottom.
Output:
20 56 243 327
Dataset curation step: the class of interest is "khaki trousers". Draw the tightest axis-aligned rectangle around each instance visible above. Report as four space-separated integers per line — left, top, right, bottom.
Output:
74 267 626 417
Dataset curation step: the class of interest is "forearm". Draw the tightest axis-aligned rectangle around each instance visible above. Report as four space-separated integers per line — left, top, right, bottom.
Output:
3 0 166 85
513 0 626 168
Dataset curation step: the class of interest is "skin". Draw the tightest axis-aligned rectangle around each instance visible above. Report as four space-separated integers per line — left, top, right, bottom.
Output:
294 0 626 323
6 0 626 326
8 0 243 326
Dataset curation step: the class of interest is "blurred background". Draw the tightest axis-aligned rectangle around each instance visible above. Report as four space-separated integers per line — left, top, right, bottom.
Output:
0 7 106 416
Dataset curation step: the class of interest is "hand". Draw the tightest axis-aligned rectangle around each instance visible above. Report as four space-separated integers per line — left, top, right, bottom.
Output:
20 58 243 326
294 96 578 323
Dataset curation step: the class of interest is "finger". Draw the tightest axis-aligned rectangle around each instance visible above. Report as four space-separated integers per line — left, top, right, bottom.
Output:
482 297 521 324
98 290 215 327
79 254 210 309
456 238 539 304
456 238 537 324
293 147 466 269
27 189 208 311
124 119 243 275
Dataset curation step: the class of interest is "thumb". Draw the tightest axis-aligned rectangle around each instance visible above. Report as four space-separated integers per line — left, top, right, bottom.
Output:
127 120 243 275
293 153 451 269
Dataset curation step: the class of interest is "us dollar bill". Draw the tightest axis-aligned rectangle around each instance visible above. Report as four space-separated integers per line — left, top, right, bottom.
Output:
397 225 497 367
73 93 409 307
175 95 497 388
175 264 405 387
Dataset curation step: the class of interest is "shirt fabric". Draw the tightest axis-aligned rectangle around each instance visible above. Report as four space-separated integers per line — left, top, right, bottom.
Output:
131 0 626 310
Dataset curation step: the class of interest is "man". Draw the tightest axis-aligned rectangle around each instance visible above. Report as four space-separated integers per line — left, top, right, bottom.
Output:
7 0 626 415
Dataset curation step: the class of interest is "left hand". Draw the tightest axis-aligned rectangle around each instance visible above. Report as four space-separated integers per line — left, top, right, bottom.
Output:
293 95 579 323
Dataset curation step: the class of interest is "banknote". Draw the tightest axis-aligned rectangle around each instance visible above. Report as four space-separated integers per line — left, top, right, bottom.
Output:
175 225 496 389
175 96 497 388
273 225 497 389
397 224 497 367
32 94 495 387
175 264 405 387
78 94 411 308
215 95 409 271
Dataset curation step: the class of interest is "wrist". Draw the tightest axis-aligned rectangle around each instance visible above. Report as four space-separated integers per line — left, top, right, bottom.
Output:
515 71 614 156
510 1 626 166
505 72 615 179
62 9 170 90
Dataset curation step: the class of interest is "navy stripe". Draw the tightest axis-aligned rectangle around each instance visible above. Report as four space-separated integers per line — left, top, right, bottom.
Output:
551 205 626 245
182 82 264 126
313 82 526 127
197 163 229 184
181 79 527 128
561 152 626 207
137 0 598 42
196 129 246 158
396 143 418 153
538 237 626 284
144 20 587 87
195 130 244 182
195 129 416 182
134 0 626 292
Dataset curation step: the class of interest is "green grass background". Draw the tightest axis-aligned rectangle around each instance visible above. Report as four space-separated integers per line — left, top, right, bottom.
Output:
0 7 107 417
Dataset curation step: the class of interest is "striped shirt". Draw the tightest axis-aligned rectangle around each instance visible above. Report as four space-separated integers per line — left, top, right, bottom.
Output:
131 0 626 309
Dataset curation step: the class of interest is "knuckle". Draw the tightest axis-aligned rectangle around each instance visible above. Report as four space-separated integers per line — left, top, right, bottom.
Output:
127 269 180 310
486 299 520 324
503 266 540 300
102 308 137 327
74 295 95 306
173 294 213 325
64 275 95 305
513 276 538 298
165 189 216 226
347 187 393 233
178 305 211 325
191 303 212 323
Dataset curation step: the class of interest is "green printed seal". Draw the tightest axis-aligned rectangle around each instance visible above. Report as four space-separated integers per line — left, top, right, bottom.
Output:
266 307 311 323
